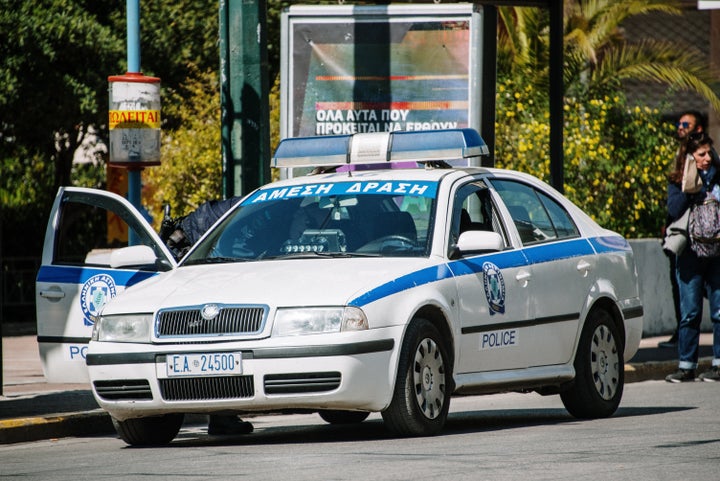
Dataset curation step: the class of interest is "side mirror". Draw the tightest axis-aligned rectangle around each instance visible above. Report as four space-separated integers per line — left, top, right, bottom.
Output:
454 231 504 257
110 245 160 269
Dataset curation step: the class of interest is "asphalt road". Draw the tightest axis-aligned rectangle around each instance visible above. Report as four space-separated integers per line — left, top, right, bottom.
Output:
1 380 718 481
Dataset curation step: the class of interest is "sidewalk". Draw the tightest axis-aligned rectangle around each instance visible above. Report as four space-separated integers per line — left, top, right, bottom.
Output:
0 335 114 444
1 333 715 444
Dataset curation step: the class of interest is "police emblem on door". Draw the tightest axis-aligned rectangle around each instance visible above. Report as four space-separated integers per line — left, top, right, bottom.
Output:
482 261 506 315
80 274 117 326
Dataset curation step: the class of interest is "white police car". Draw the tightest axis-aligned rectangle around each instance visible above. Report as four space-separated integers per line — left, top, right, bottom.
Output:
36 129 643 446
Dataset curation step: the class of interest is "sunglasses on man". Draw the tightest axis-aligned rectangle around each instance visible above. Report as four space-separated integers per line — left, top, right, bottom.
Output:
676 121 691 129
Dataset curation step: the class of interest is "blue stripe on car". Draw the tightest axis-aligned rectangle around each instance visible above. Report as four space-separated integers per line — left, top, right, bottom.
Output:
588 236 632 253
349 236 621 307
36 265 157 287
349 263 456 307
348 249 528 307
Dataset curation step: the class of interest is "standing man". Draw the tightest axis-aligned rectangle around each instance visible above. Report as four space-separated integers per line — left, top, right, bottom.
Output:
659 110 707 348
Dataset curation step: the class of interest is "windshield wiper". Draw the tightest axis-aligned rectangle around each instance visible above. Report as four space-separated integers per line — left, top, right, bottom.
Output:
183 256 249 266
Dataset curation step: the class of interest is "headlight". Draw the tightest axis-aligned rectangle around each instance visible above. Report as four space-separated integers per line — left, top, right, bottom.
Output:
92 313 153 343
272 307 368 337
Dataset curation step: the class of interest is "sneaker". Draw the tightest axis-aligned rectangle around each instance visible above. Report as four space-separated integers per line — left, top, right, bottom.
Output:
208 415 254 435
699 367 720 382
658 335 678 348
665 369 696 383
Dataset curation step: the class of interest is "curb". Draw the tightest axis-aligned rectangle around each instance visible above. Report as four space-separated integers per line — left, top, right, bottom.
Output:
624 357 712 383
0 410 114 445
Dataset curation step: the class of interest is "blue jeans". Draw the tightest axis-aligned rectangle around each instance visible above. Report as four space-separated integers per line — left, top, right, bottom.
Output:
675 249 720 369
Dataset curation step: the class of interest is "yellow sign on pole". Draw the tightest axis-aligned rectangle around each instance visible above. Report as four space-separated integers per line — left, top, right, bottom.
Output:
108 72 161 167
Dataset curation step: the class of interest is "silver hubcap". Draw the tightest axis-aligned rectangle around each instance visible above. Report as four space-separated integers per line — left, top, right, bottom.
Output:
413 337 445 419
591 325 620 400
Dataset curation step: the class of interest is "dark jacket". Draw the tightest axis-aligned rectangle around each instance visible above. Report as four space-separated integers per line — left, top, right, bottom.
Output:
179 197 241 245
667 163 720 222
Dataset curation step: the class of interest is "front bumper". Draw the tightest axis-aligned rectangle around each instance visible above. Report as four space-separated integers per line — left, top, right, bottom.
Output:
86 327 402 421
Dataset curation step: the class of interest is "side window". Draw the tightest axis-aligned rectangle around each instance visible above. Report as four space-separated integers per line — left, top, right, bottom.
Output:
449 181 504 250
54 196 161 267
537 190 580 238
492 179 579 245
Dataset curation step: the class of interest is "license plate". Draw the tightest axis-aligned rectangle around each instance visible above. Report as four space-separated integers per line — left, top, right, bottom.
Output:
166 352 242 377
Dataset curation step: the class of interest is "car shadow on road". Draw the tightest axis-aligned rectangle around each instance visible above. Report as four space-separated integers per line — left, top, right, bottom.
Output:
163 417 388 447
155 405 695 448
445 405 695 434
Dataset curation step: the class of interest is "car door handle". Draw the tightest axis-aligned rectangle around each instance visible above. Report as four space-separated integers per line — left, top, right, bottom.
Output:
515 270 531 287
576 260 591 277
39 288 66 300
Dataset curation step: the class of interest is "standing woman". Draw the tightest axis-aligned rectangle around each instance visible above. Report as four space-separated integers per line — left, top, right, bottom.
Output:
666 131 720 382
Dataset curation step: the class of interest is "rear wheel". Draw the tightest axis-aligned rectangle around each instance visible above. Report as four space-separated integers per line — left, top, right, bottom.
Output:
318 410 370 424
112 414 184 446
561 309 624 418
382 318 451 437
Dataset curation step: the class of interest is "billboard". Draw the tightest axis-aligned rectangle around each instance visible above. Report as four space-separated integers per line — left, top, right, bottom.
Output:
281 4 483 140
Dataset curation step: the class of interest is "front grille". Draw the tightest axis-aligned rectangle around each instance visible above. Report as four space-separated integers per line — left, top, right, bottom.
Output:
264 372 341 395
156 306 266 337
94 379 153 401
159 375 254 401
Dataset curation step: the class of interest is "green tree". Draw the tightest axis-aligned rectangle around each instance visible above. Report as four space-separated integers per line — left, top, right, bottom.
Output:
499 1 720 107
0 0 124 258
495 79 675 237
143 70 222 226
494 0 720 237
0 0 124 194
0 0 225 204
0 0 226 255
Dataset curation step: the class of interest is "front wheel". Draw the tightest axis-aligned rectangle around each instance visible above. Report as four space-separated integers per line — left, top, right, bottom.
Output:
112 414 184 446
561 309 624 419
382 318 451 437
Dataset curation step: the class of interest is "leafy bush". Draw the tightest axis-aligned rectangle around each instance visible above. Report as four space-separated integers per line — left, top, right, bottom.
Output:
142 70 222 228
495 77 676 237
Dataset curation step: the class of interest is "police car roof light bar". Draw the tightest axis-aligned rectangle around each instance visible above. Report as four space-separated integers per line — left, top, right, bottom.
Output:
272 129 488 169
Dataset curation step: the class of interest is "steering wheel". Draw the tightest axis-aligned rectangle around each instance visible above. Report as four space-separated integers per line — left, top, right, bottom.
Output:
358 235 415 253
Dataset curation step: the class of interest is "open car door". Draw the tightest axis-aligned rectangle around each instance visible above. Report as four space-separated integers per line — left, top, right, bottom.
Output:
36 187 177 382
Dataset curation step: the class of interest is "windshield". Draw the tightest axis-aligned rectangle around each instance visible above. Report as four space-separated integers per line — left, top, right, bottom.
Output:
184 180 437 264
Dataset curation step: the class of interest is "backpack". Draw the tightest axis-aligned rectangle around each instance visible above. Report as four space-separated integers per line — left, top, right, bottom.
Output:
688 193 720 257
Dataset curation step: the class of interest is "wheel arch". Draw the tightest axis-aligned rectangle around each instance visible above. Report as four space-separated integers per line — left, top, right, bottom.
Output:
561 296 626 418
382 312 454 435
413 304 456 387
585 296 625 352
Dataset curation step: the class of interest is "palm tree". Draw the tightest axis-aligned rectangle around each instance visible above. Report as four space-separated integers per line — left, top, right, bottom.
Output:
498 0 720 112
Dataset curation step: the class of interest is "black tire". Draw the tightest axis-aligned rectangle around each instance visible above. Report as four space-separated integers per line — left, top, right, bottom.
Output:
318 410 370 425
382 318 451 437
112 414 184 446
561 309 624 419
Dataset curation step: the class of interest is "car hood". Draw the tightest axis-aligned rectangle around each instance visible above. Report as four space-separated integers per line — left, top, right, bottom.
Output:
102 257 435 314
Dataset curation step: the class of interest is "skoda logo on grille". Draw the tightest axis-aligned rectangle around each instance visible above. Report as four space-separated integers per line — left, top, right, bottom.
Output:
201 304 221 320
